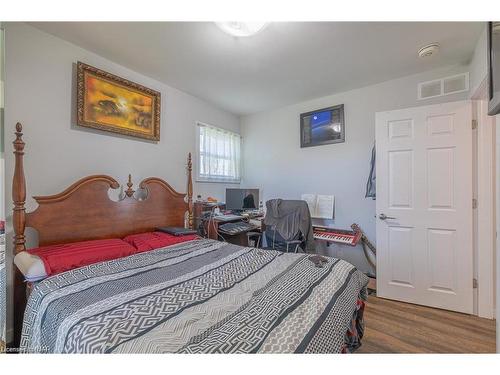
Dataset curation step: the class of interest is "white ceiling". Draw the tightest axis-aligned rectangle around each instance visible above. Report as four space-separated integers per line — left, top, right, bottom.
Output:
30 22 484 115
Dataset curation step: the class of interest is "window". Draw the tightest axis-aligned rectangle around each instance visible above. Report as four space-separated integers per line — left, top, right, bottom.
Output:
197 122 241 183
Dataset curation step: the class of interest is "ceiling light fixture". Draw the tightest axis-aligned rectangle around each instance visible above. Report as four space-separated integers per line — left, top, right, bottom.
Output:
215 22 268 37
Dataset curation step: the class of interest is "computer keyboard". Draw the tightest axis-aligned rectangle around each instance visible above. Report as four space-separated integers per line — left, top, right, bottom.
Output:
219 221 257 235
243 210 263 218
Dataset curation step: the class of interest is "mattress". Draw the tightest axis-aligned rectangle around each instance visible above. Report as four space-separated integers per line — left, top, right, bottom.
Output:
21 238 368 353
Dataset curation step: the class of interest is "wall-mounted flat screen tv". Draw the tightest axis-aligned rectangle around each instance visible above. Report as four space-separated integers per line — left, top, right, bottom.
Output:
300 104 345 148
488 21 500 115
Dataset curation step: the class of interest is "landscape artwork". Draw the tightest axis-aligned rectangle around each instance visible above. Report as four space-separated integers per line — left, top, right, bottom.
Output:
77 62 160 141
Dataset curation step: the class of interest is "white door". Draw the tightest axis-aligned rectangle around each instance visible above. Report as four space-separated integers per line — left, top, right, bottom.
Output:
376 101 473 314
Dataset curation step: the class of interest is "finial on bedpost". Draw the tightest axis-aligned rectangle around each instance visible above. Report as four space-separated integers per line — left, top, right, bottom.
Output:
125 174 135 198
13 122 27 254
187 153 193 229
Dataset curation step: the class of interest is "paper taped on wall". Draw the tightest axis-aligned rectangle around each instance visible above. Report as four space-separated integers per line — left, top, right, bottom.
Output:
301 194 335 219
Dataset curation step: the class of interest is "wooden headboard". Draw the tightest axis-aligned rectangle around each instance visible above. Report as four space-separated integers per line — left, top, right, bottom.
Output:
10 122 194 347
25 175 190 246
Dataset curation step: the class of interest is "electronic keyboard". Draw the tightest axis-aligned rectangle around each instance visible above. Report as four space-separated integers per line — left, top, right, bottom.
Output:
214 214 244 222
313 226 362 246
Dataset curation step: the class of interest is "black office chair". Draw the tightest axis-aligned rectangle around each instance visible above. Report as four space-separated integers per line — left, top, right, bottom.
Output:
247 228 304 252
247 199 313 253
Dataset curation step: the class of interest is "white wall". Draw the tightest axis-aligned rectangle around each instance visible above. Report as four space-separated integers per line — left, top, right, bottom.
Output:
4 23 240 204
3 22 240 341
468 24 499 343
469 25 488 96
241 64 470 273
497 113 500 352
1 24 4 221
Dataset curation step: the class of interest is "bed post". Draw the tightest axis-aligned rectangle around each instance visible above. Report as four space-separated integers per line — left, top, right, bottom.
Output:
187 153 193 229
13 123 26 253
12 122 27 348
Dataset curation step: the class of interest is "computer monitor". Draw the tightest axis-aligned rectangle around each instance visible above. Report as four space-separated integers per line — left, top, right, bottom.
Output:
225 188 259 211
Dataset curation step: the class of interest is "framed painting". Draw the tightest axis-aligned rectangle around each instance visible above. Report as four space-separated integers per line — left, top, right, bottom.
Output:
77 62 161 141
300 104 345 148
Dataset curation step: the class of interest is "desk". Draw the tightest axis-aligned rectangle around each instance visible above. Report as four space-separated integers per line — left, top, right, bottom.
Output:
205 216 263 246
193 201 225 233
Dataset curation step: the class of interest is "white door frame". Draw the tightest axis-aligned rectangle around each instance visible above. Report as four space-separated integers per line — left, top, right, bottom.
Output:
472 79 496 319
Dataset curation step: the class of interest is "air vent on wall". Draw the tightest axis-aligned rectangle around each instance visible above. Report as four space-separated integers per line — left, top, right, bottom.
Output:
420 80 441 99
418 72 469 100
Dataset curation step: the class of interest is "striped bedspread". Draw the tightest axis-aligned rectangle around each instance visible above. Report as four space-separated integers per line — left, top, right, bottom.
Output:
1 234 5 345
21 239 368 353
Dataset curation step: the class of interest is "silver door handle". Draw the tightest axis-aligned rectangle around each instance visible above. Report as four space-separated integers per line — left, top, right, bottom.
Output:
379 213 396 220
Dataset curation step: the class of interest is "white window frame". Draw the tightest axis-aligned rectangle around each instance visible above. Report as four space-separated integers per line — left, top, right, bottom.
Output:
196 121 241 184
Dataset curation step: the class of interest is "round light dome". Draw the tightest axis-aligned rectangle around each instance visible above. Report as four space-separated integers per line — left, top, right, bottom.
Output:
418 43 440 58
215 22 268 37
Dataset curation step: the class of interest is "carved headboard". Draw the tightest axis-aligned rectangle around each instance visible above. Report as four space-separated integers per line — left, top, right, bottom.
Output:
24 175 191 246
10 122 194 346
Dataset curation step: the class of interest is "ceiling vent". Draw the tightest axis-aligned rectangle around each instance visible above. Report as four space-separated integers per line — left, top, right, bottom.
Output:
418 72 469 100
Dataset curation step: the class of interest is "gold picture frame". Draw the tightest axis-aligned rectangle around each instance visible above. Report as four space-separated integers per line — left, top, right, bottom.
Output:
77 62 161 141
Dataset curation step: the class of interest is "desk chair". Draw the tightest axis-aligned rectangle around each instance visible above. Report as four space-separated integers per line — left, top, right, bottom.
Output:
247 199 313 253
247 229 304 252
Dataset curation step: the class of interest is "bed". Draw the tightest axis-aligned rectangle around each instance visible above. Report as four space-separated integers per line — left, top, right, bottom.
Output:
10 123 368 353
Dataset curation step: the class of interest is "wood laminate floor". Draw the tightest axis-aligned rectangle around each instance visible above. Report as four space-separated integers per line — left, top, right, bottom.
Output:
357 296 496 353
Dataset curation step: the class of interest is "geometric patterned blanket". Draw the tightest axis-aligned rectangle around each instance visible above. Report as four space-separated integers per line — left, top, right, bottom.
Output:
0 234 5 346
21 239 368 353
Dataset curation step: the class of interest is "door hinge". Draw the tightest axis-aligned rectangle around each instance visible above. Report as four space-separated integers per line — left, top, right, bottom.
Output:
473 278 478 289
472 120 478 129
472 198 478 209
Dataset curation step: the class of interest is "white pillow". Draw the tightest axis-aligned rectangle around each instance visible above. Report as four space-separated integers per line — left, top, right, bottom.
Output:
14 251 48 282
